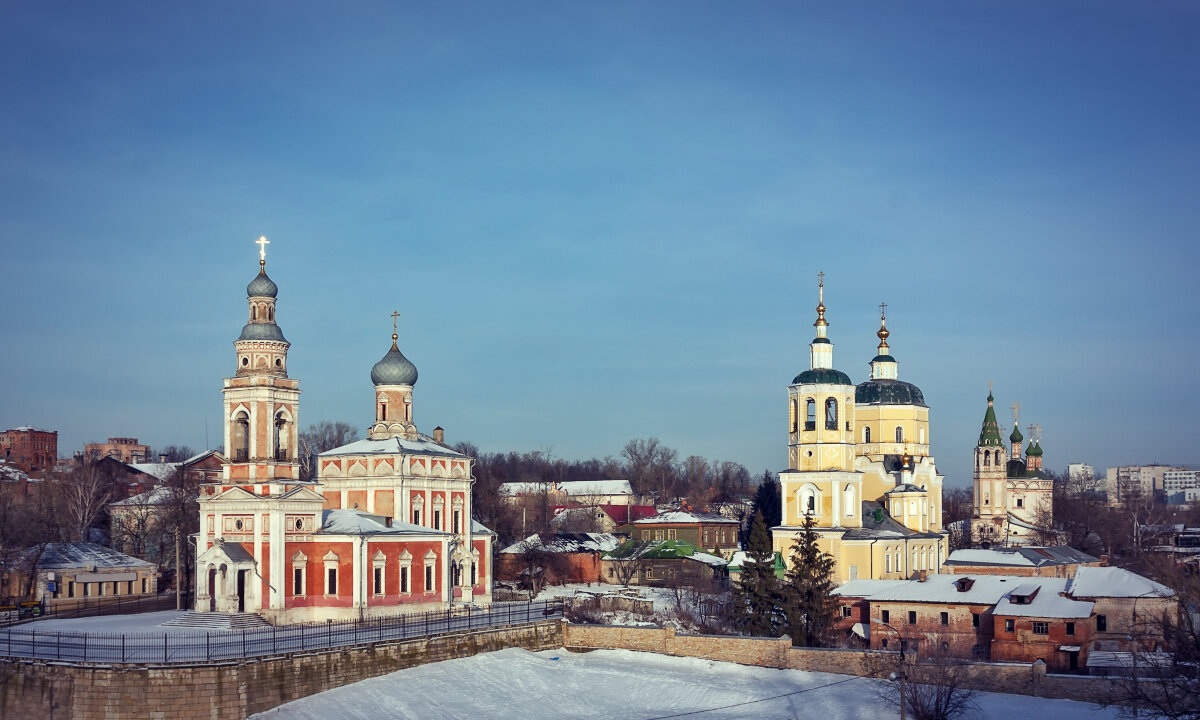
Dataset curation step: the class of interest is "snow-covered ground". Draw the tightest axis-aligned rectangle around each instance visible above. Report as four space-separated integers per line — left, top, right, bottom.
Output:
27 611 221 634
535 582 680 612
250 647 1121 720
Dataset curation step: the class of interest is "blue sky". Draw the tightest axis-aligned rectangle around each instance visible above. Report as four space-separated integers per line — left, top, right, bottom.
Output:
2 2 1197 485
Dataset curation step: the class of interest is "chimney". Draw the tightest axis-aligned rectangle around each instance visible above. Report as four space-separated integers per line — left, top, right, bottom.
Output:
1100 554 1110 567
918 570 928 582
433 426 445 445
159 453 167 463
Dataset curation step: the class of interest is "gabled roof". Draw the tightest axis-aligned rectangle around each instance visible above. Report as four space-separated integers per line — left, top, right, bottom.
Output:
993 578 1093 619
604 539 727 567
109 485 178 507
632 510 739 525
834 574 1020 605
129 462 180 482
836 501 941 540
560 480 633 497
320 435 466 459
28 542 153 570
1068 566 1175 599
500 533 624 555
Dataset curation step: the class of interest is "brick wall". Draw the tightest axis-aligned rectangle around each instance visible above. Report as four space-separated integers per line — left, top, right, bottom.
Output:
0 620 562 720
562 623 1117 704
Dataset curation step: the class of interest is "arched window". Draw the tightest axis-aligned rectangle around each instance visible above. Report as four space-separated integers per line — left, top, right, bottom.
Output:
798 485 820 516
274 411 289 461
885 554 892 573
380 403 387 421
895 426 904 443
984 451 991 467
234 411 250 461
805 399 816 431
919 427 925 444
268 307 274 322
844 485 856 517
251 306 257 321
825 398 838 430
863 426 871 443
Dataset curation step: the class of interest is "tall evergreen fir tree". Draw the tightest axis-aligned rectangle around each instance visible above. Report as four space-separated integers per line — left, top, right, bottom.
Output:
750 471 782 529
733 510 782 637
781 513 837 647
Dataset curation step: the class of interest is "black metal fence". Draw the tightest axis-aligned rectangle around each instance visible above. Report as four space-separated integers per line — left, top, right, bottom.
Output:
0 599 563 664
0 592 196 628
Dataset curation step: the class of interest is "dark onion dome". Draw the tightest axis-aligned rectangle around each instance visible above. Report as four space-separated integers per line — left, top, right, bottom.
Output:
792 368 853 385
247 269 278 298
238 322 287 342
1025 441 1043 457
1010 425 1023 443
371 338 418 386
855 378 927 407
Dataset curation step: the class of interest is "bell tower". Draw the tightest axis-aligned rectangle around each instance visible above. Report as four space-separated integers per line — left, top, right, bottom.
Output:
368 311 420 441
972 389 1007 522
223 237 301 482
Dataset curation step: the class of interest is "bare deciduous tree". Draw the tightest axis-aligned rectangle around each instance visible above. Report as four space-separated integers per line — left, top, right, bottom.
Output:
59 465 112 543
298 421 360 480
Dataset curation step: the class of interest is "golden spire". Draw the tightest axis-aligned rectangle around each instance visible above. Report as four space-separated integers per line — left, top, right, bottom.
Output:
814 271 827 327
390 310 400 349
877 301 890 353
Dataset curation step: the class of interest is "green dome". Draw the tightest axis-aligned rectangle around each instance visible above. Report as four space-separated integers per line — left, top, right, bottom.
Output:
1010 425 1023 443
856 379 926 407
792 368 853 386
1026 441 1043 457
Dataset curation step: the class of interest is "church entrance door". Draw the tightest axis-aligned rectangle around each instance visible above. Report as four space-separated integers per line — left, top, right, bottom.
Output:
236 570 247 613
207 568 217 612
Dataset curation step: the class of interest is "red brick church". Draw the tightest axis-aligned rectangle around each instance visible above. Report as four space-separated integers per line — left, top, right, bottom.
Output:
195 241 492 623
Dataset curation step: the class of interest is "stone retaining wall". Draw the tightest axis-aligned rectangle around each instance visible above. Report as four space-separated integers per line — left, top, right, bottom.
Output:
563 623 1116 704
0 620 562 720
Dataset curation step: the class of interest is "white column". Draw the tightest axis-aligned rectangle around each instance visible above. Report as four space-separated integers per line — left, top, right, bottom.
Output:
270 505 284 610
352 535 364 609
253 511 264 611
832 480 841 524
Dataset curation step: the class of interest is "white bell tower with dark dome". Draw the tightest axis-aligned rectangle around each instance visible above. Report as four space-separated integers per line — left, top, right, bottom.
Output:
368 311 420 441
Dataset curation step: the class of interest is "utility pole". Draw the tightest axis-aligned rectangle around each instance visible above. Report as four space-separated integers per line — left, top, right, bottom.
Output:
175 527 182 610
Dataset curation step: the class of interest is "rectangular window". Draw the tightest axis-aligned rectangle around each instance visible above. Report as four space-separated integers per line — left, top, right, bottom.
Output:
1032 621 1048 635
433 509 442 530
848 565 859 580
453 510 461 534
327 568 338 595
668 529 677 540
141 577 147 593
940 611 949 626
374 567 384 595
908 611 917 625
842 606 853 618
424 565 433 592
642 530 650 540
400 566 410 593
83 583 90 597
881 610 890 624
655 530 664 541
645 567 654 578
293 568 303 595
1005 618 1014 632
413 509 422 526
68 581 75 598
972 614 980 628
1066 622 1075 636
703 530 710 544
1097 614 1107 631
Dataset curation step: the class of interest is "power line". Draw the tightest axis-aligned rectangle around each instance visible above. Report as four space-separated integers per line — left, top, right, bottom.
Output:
641 675 866 720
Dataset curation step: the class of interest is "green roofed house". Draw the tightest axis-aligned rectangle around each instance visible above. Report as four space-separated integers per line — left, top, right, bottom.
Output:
726 550 787 580
601 539 729 590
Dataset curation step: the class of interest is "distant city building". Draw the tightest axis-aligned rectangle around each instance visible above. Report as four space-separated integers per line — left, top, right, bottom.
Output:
84 437 151 464
771 278 948 583
1163 469 1200 505
1106 464 1185 506
971 394 1054 546
0 426 57 473
1067 463 1101 494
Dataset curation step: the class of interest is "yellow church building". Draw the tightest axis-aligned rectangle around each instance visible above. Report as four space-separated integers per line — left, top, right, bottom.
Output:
772 276 948 583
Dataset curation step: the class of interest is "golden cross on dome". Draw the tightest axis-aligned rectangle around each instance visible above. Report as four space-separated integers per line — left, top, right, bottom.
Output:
1031 424 1043 443
818 270 824 287
879 301 887 320
1011 402 1021 427
987 380 994 392
390 310 401 341
256 236 270 262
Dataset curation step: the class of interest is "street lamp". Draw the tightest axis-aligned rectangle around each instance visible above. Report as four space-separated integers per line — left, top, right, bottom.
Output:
872 618 908 720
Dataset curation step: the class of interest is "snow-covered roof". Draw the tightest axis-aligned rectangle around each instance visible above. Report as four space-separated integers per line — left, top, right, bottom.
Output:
993 578 1094 619
832 579 912 598
319 509 448 536
110 486 178 506
499 481 556 497
129 462 180 481
633 511 738 525
472 519 494 535
839 574 1024 605
0 461 29 482
1068 566 1175 599
320 435 466 459
500 533 624 555
560 480 632 497
944 546 1099 568
30 542 153 570
182 449 223 465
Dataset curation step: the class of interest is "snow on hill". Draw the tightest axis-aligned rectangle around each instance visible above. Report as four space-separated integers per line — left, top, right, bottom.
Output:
250 647 1122 720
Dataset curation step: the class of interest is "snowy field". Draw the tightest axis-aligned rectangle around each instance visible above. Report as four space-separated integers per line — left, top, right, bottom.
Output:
250 647 1122 720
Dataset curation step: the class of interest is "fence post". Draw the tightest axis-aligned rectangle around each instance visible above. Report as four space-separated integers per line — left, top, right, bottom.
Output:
206 632 210 661
242 629 246 657
56 632 60 660
31 630 35 659
273 625 277 655
82 633 87 662
164 633 168 663
121 633 125 663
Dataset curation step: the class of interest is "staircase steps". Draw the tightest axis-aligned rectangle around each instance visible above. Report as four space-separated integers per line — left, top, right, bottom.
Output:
161 612 272 630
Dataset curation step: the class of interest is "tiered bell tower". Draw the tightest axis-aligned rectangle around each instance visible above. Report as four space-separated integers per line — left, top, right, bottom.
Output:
368 311 420 441
972 389 1007 522
223 237 301 481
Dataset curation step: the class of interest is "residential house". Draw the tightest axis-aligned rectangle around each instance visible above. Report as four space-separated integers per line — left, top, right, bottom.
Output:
618 511 741 558
601 539 728 589
1 542 157 608
497 533 624 586
991 578 1094 673
1067 566 1176 655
